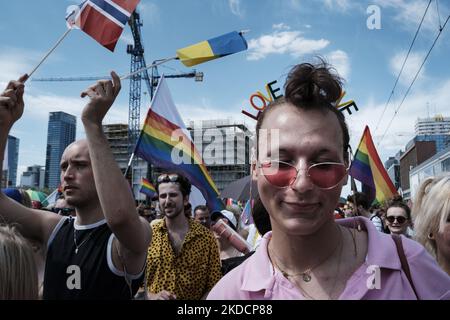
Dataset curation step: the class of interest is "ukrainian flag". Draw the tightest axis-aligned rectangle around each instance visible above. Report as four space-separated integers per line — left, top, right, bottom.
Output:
176 31 248 67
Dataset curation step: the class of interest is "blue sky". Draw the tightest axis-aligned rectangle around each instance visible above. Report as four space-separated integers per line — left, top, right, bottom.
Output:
1 0 450 196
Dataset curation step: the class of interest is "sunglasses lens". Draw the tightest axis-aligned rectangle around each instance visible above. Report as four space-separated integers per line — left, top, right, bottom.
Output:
261 162 297 187
158 174 179 183
387 216 406 224
308 163 346 189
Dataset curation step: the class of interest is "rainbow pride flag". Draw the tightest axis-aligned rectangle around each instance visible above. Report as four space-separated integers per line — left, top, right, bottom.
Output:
134 76 223 212
349 126 397 205
176 31 248 67
140 177 156 198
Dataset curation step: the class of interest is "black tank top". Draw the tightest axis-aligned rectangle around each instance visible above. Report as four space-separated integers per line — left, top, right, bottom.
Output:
43 217 143 300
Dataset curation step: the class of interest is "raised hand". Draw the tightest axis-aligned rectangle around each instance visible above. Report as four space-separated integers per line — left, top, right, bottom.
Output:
80 71 121 126
0 74 28 131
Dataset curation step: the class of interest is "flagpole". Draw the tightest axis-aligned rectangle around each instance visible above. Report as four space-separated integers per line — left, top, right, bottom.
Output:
124 75 166 180
27 28 73 80
124 152 135 178
120 56 178 80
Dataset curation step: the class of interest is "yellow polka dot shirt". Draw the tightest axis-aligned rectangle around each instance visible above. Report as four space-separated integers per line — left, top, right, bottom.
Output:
145 218 222 300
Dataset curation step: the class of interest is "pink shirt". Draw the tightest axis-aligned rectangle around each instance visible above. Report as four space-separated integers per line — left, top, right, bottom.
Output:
207 217 450 300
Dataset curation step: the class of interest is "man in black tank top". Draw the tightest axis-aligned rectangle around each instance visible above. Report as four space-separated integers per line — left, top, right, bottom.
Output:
0 72 152 299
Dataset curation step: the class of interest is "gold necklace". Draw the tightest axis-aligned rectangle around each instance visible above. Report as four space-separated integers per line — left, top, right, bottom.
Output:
268 228 342 283
299 232 344 300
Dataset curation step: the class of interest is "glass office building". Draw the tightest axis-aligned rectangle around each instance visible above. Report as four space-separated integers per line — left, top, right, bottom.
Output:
44 112 76 189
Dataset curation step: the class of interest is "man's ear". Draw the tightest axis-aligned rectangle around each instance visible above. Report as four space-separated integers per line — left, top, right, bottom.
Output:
183 195 189 206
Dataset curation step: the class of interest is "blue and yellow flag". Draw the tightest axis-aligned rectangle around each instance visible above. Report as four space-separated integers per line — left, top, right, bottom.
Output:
176 31 248 67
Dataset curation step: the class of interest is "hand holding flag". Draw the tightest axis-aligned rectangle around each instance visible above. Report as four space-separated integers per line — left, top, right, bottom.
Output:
80 71 121 125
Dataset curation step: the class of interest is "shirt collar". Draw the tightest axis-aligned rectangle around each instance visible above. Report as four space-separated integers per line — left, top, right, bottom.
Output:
240 216 402 294
337 216 401 270
240 232 278 294
156 217 205 240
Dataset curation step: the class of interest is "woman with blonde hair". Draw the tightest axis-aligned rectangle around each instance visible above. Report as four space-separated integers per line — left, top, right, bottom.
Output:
412 174 450 276
0 224 39 299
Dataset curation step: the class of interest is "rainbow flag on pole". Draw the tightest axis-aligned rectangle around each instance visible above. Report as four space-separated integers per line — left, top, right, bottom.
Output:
176 31 248 67
134 76 223 211
140 177 156 198
349 126 397 205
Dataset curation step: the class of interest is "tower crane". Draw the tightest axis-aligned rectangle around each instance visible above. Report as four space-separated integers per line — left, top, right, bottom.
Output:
32 10 203 195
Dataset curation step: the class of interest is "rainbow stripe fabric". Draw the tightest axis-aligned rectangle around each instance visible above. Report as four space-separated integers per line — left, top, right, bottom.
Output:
140 177 156 198
349 126 397 205
135 76 223 211
176 31 248 67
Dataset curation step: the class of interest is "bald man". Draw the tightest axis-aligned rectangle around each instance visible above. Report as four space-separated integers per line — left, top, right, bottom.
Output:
0 73 151 299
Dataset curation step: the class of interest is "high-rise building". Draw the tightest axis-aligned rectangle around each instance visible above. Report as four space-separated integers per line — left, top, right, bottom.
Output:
399 140 436 200
103 123 148 200
6 135 19 187
21 165 45 189
44 112 76 189
384 156 400 190
103 124 129 173
186 119 253 193
409 145 450 200
414 115 450 152
415 115 450 135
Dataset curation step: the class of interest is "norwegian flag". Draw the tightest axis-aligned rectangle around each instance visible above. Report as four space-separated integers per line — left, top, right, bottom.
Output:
66 0 140 51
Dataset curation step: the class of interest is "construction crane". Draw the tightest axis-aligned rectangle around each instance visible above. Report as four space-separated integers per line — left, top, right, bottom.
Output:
31 72 203 83
32 10 203 195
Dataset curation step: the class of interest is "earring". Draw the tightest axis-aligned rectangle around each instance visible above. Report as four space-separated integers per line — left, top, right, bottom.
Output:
428 233 434 240
357 222 362 232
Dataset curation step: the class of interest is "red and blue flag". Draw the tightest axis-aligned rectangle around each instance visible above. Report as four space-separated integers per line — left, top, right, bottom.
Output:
66 0 140 51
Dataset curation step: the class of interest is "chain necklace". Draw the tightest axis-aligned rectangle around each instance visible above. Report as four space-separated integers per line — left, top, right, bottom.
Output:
299 231 344 300
268 227 342 283
73 229 95 254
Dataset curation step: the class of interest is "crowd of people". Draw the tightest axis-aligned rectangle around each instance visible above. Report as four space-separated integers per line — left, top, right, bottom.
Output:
1 60 449 300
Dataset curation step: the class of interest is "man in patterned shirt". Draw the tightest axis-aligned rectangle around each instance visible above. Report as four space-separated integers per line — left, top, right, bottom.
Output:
145 173 222 300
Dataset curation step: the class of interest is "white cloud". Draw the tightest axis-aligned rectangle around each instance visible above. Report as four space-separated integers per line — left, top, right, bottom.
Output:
0 48 38 87
228 0 244 17
323 0 352 11
119 32 134 45
327 50 350 79
247 26 330 61
348 78 450 161
178 99 239 124
139 2 161 25
389 51 426 87
272 23 290 31
21 91 127 138
289 0 302 11
375 0 447 33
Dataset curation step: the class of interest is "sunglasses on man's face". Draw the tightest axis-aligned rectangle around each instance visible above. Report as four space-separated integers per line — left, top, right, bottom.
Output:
157 174 180 184
258 160 348 190
386 216 407 224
